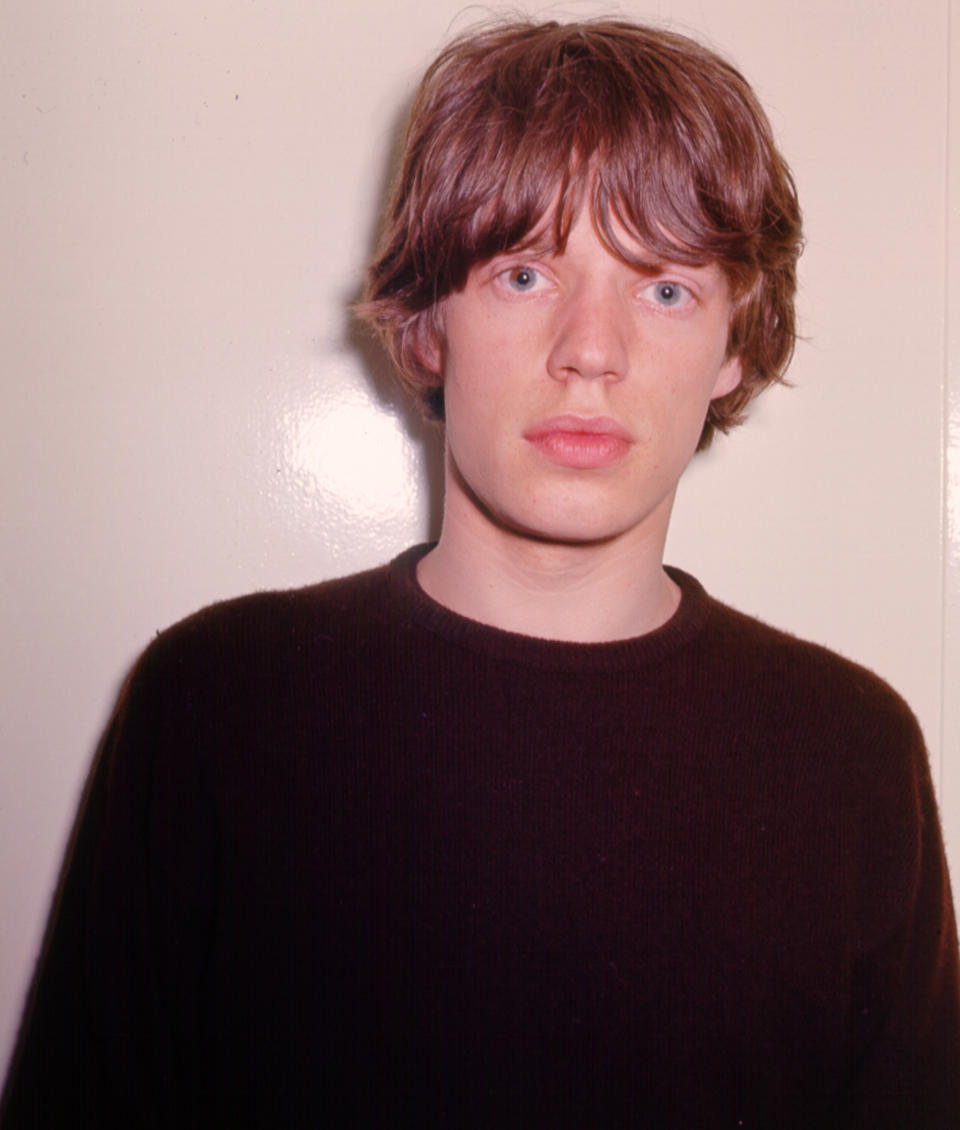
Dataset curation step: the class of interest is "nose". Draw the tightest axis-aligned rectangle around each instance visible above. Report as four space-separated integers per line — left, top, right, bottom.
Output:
545 282 629 383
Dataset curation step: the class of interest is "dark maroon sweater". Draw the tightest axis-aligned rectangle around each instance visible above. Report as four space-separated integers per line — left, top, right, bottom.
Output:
3 546 959 1128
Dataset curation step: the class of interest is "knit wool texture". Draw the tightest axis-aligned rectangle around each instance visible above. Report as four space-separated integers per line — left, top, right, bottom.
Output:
3 545 959 1128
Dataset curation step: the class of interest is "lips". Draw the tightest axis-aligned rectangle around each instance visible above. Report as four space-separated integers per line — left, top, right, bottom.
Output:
523 415 633 469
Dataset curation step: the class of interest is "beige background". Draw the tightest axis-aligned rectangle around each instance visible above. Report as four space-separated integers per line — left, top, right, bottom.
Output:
3 0 959 1080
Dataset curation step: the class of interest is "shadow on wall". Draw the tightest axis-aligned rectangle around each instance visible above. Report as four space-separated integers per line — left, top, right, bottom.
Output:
343 90 445 544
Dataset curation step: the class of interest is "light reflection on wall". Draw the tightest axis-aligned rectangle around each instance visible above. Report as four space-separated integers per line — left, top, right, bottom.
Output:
279 354 430 567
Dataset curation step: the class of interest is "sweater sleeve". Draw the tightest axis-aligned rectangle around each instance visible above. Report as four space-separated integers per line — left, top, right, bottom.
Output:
0 635 219 1130
847 708 960 1127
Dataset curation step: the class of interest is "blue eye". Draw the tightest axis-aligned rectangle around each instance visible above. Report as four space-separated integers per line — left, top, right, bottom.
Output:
648 281 691 307
504 266 541 292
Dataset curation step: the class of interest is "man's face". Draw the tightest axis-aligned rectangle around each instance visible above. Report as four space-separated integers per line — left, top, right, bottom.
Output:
435 209 742 554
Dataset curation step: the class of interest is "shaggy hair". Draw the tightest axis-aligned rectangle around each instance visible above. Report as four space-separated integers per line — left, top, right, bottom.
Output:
360 19 803 448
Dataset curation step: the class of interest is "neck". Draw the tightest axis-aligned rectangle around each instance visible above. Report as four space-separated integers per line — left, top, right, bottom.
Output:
416 508 679 643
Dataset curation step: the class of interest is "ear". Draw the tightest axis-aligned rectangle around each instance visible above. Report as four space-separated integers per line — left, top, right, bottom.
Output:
710 353 742 400
413 329 442 375
410 307 444 376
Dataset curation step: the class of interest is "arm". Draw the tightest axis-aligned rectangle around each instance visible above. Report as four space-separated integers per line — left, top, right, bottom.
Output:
1 638 218 1129
848 716 960 1127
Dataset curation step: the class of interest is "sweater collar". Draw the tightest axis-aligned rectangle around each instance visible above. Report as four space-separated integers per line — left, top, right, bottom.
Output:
386 543 713 674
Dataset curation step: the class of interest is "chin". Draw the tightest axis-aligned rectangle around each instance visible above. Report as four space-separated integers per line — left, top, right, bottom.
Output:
505 510 653 549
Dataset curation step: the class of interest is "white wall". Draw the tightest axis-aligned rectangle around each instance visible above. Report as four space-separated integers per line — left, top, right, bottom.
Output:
2 0 956 1080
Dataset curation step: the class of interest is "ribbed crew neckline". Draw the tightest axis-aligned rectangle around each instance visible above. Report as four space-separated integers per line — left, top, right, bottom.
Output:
386 543 714 674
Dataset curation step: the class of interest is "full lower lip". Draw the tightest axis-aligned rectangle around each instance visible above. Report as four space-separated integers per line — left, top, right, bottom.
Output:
523 416 633 469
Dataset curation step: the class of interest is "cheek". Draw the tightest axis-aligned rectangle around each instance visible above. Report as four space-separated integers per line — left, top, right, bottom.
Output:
626 352 728 451
441 372 498 474
443 335 525 431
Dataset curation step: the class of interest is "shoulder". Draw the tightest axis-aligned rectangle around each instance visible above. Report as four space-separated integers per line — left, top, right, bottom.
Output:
673 569 925 765
664 569 921 763
673 575 936 869
153 560 390 652
126 560 395 708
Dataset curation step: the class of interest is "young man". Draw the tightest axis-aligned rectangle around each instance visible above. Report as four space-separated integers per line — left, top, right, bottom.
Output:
3 18 958 1129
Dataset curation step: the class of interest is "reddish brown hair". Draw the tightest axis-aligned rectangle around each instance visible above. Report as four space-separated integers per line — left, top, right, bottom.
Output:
360 19 803 448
